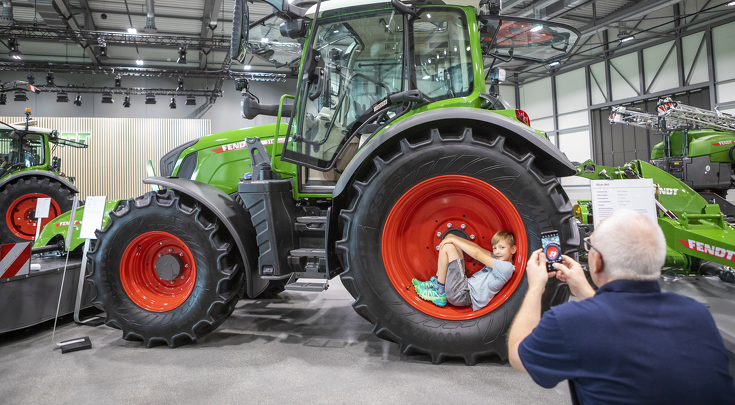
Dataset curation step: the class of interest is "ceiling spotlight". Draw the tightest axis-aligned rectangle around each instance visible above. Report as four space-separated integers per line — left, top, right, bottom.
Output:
728 0 735 5
114 75 122 87
620 35 635 43
244 65 252 70
136 59 144 66
185 96 196 106
97 44 109 60
14 90 28 102
74 94 82 106
101 90 114 104
26 73 35 85
101 13 107 19
549 61 560 67
46 73 55 86
177 47 187 64
56 92 69 103
145 93 156 104
123 95 131 108
8 38 22 59
128 27 137 34
176 77 184 91
169 97 176 109
0 93 6 105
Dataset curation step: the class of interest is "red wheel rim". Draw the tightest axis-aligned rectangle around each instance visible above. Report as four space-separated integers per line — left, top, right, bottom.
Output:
120 231 197 312
382 175 528 320
5 193 61 240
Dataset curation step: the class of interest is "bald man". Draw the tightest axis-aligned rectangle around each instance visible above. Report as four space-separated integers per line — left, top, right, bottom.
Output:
508 209 735 404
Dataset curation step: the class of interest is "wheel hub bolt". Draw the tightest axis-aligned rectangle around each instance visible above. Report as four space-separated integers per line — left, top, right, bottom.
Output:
180 275 184 279
461 224 466 229
159 242 162 245
470 235 475 240
436 232 441 237
169 249 173 253
170 281 174 284
185 264 189 268
158 254 162 257
447 223 452 228
436 246 440 251
179 253 183 257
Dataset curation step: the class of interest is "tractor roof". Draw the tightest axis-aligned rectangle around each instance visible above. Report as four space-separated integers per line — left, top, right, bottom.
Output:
306 0 480 18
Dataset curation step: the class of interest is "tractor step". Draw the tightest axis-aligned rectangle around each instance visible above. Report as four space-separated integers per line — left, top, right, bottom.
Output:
296 216 327 224
289 248 326 257
284 274 329 292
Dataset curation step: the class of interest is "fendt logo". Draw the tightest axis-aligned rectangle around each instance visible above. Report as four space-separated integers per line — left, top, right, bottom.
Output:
678 239 735 262
660 188 682 196
713 140 734 146
211 138 284 154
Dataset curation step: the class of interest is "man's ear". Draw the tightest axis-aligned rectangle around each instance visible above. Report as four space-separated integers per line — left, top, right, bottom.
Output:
591 250 603 274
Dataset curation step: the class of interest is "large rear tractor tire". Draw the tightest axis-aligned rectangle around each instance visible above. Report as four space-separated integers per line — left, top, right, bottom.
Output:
87 190 245 347
0 176 75 244
337 126 577 364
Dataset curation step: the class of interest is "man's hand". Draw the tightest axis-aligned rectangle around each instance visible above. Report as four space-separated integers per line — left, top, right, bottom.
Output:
525 249 556 292
553 255 596 300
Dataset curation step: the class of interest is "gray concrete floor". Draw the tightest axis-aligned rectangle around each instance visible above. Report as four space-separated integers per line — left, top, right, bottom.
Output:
0 277 573 405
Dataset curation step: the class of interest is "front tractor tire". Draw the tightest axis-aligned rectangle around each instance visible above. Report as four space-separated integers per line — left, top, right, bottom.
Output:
0 176 75 243
87 190 245 347
338 126 576 365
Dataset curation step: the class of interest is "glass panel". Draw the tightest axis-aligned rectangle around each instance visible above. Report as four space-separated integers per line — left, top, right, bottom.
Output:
248 14 305 68
414 11 473 99
479 18 579 62
0 131 44 169
288 8 405 170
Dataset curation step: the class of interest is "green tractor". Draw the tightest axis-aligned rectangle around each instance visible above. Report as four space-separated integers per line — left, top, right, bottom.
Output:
609 98 735 219
53 0 584 363
0 88 87 245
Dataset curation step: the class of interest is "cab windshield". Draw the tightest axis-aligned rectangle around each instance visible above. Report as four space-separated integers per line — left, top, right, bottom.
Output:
283 7 473 171
0 130 45 169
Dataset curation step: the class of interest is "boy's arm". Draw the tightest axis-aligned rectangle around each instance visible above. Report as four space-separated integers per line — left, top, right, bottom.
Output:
444 235 495 268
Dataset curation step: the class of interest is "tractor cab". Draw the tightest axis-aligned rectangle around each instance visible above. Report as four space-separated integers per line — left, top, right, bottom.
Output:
0 125 47 175
235 1 580 192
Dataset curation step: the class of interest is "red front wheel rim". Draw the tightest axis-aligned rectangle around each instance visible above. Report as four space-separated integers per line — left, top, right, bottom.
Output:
120 231 197 312
5 193 61 240
382 175 528 321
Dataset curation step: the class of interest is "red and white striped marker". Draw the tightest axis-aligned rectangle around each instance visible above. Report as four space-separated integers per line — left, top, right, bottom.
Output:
0 242 31 279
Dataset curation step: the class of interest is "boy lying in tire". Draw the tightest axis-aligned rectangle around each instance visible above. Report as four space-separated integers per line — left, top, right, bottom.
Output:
413 231 516 310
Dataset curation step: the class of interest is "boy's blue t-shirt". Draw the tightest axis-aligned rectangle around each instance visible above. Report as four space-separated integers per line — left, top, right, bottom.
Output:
467 260 515 311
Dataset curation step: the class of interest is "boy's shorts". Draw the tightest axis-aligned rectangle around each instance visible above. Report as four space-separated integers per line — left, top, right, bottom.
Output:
445 258 472 307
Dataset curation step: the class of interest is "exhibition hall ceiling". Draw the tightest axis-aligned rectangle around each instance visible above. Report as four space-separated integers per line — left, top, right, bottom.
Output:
0 0 733 82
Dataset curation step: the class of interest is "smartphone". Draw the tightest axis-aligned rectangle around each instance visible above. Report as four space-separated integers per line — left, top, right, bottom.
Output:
541 230 562 272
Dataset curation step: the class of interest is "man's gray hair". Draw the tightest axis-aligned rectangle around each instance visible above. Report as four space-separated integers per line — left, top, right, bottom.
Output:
592 209 666 281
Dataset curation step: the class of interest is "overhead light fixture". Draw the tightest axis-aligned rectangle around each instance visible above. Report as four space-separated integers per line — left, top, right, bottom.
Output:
530 25 544 33
101 90 114 104
14 90 28 102
177 47 187 64
145 93 156 104
136 59 144 66
169 97 176 109
128 27 137 34
123 95 131 108
8 38 22 59
46 73 55 86
620 35 635 43
74 94 82 106
0 93 6 105
549 61 560 67
185 96 196 106
244 65 252 70
728 1 735 5
176 77 184 91
115 75 122 87
97 44 109 60
26 73 35 85
56 92 69 103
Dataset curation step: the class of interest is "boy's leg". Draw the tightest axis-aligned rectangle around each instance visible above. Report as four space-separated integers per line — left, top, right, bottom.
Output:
436 244 460 284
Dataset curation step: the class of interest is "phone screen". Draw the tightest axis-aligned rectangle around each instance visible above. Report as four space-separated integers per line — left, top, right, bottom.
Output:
541 230 562 272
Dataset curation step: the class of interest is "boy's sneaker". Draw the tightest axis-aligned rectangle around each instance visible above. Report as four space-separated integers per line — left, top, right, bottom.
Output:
415 284 447 307
412 276 437 291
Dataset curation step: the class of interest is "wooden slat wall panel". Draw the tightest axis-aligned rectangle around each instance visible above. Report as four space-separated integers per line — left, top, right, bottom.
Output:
1 117 211 200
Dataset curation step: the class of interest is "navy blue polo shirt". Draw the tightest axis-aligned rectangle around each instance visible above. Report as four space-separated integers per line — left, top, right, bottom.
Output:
519 279 735 405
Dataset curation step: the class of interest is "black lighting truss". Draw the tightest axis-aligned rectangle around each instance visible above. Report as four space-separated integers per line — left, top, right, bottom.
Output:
0 61 290 82
0 26 230 50
38 86 222 98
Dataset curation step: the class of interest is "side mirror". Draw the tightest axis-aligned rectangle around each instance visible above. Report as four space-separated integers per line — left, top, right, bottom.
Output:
230 0 250 62
280 19 308 39
241 95 293 120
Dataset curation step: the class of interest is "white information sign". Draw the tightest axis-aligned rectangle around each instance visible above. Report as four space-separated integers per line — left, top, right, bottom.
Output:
79 196 106 240
590 179 657 227
35 198 51 219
